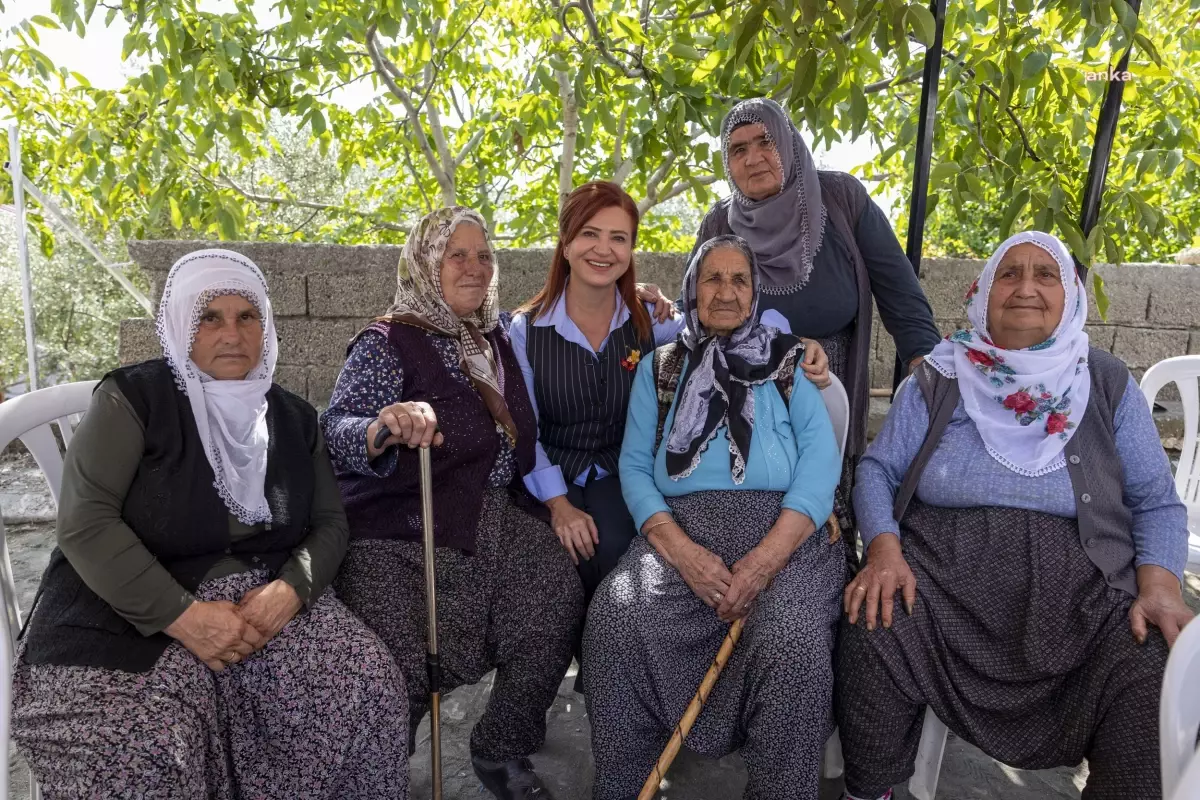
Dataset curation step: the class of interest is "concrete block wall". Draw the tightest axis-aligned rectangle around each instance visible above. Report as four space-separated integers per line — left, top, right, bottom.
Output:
119 240 1199 408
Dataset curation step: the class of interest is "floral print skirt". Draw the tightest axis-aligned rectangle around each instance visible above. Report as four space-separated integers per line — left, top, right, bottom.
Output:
12 569 410 800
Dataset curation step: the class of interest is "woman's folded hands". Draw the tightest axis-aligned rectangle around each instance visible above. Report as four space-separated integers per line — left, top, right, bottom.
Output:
165 579 302 670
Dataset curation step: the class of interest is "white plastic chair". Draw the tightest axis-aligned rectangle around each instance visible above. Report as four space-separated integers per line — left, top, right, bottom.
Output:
1161 614 1200 799
0 380 98 800
818 373 948 799
1140 355 1200 572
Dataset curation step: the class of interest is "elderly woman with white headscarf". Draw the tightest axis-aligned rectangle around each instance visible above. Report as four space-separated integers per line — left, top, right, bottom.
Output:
584 235 842 800
12 249 410 798
322 207 582 800
693 97 942 559
835 231 1193 800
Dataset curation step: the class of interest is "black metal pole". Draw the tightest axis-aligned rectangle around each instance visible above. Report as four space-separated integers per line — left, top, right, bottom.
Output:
1075 0 1141 280
895 0 949 392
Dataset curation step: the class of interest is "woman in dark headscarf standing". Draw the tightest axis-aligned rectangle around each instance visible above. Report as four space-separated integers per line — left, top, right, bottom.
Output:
694 97 942 554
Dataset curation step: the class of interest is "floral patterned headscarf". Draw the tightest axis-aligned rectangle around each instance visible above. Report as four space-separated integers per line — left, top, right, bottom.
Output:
926 230 1090 477
379 206 517 443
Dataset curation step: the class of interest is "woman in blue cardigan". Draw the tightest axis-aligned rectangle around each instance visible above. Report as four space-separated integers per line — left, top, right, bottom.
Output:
583 235 843 800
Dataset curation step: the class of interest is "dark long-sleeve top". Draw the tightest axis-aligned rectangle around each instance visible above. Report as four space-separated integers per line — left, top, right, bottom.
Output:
55 380 350 637
692 195 942 365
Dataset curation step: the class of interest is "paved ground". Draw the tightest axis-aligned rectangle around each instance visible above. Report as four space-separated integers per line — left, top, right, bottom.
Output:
3 450 1196 799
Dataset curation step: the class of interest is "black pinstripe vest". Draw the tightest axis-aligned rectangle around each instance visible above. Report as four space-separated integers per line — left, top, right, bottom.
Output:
526 314 653 482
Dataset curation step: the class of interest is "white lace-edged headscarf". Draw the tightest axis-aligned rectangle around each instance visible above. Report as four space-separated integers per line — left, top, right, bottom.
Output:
156 248 277 524
926 231 1090 477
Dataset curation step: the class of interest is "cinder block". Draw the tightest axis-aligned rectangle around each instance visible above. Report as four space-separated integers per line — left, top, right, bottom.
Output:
1084 325 1116 352
139 267 305 315
119 318 160 365
1086 266 1150 325
1145 265 1200 327
274 366 308 398
308 271 395 318
1111 327 1190 369
276 319 366 366
1190 330 1200 355
308 366 344 409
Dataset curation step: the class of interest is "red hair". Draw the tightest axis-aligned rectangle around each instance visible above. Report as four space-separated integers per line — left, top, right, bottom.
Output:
519 182 652 342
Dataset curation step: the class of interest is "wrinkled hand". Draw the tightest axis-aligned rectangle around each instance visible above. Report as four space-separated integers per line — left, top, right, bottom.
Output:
368 401 444 458
675 538 734 611
635 282 675 323
1130 565 1194 647
164 599 258 671
717 546 780 623
799 338 831 389
238 580 303 650
845 534 916 630
548 496 598 565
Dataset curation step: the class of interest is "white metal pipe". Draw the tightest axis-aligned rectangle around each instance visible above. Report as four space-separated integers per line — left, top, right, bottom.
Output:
7 125 38 391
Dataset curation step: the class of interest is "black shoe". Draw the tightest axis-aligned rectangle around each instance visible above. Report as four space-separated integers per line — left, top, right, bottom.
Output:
471 754 557 799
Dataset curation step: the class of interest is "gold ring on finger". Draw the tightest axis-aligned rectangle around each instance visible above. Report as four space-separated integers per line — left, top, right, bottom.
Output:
854 585 867 593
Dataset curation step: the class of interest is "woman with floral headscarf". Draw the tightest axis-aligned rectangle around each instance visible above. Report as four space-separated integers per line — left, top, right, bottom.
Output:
13 249 410 798
835 231 1192 800
322 207 582 800
695 97 942 560
583 235 842 800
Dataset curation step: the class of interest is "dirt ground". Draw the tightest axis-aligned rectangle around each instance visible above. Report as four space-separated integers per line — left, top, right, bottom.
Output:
3 449 1197 800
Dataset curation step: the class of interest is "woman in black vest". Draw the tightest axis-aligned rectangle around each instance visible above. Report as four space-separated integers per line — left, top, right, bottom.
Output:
322 207 581 800
513 183 833 606
12 249 410 798
836 232 1192 800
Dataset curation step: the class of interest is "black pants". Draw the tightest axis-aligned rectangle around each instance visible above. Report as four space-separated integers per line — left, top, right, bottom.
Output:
567 473 639 602
565 473 638 689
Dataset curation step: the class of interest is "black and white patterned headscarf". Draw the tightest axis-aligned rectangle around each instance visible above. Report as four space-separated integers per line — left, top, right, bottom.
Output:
721 98 827 294
666 235 805 483
157 249 276 525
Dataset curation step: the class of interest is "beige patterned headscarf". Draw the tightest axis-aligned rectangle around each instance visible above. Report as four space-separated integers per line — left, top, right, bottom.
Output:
378 206 517 443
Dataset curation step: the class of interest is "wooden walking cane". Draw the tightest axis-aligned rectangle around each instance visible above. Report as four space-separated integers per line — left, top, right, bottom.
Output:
375 428 444 799
418 444 444 800
637 512 840 800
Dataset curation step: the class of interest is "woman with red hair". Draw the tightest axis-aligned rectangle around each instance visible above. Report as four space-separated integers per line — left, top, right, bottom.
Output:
511 183 829 689
511 183 678 624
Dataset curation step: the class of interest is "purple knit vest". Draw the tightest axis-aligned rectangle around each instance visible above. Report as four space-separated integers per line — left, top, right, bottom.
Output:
337 321 539 552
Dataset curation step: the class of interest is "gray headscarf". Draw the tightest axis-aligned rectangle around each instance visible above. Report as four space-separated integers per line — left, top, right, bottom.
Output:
666 235 805 483
721 98 827 294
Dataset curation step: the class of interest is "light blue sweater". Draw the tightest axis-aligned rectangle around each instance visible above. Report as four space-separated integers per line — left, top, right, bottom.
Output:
619 350 840 531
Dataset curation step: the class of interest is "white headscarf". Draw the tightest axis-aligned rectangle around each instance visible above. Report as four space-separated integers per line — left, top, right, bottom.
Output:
155 248 277 524
926 231 1090 477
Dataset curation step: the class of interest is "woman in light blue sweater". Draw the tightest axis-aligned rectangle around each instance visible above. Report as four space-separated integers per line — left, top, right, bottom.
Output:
583 235 842 800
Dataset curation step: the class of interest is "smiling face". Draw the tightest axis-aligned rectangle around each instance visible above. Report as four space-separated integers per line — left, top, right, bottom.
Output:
696 246 754 337
986 242 1067 350
726 122 784 201
564 205 634 290
189 293 264 380
440 221 495 318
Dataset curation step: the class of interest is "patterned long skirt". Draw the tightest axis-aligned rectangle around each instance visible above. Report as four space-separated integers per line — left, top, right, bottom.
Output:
12 569 410 800
584 490 845 800
334 489 584 763
834 500 1168 800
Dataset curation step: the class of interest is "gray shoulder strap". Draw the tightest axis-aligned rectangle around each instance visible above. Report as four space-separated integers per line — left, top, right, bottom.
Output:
892 363 960 522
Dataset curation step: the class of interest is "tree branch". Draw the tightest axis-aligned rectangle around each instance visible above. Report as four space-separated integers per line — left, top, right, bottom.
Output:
365 25 455 199
455 127 488 170
208 167 407 230
559 0 645 78
639 175 717 213
943 47 1041 162
864 67 924 94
